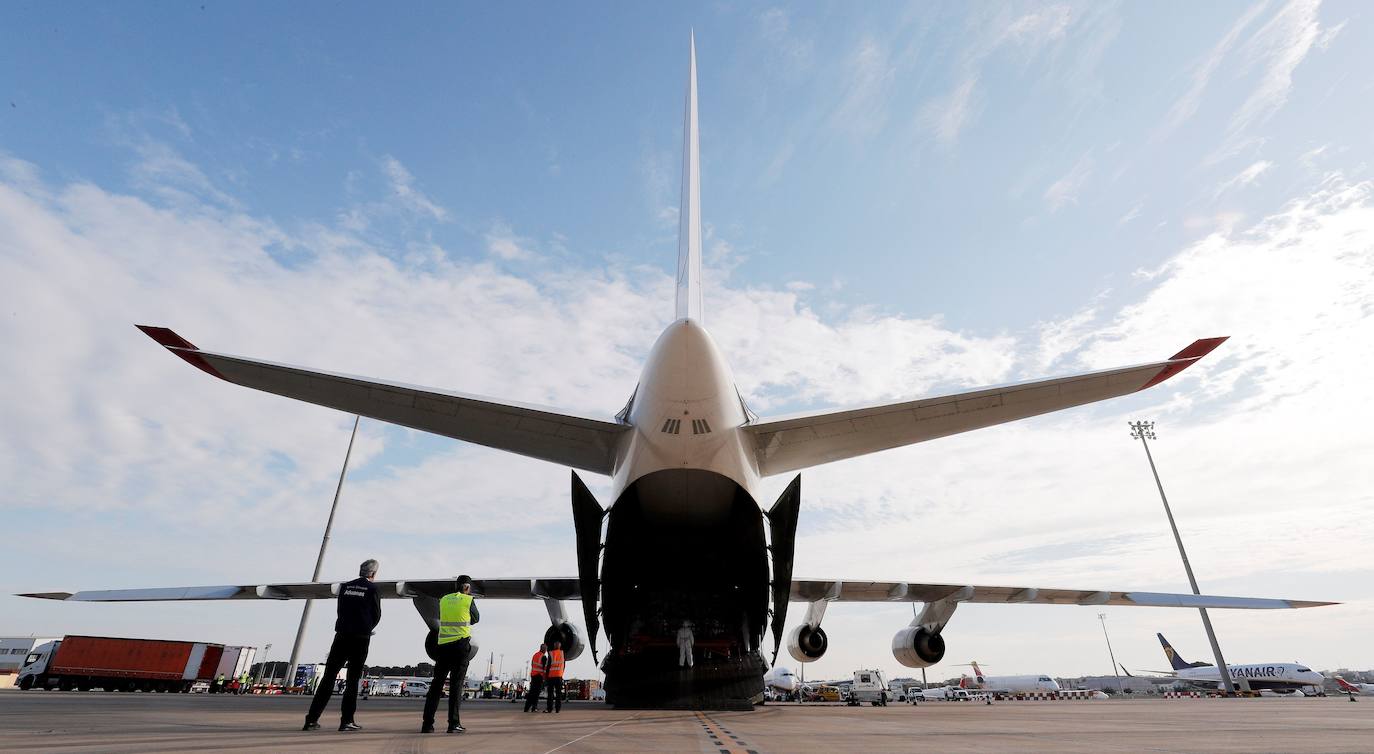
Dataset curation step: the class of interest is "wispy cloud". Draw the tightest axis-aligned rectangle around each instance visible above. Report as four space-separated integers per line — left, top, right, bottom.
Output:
758 7 814 72
830 36 895 139
1043 153 1094 212
1213 159 1274 198
921 75 979 147
381 155 449 221
1156 2 1269 139
1234 0 1324 131
484 220 536 261
1118 201 1144 226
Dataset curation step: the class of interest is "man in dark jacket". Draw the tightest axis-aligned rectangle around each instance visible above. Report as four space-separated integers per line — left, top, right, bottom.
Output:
303 558 382 732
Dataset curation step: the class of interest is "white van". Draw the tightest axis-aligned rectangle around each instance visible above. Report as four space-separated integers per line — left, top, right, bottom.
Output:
401 679 431 697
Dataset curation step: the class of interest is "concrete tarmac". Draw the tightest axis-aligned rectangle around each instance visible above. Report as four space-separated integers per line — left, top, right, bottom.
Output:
2 691 1372 753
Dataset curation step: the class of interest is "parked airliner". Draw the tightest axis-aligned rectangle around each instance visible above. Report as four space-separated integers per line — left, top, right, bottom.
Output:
960 661 1060 695
21 34 1334 709
1157 634 1325 693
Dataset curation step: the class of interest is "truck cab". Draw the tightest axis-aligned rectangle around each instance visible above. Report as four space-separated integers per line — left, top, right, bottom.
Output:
16 640 60 689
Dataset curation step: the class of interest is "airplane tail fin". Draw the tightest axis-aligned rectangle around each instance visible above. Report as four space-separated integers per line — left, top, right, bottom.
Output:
1336 677 1359 692
675 31 702 322
970 660 986 683
1157 632 1210 670
1157 633 1191 671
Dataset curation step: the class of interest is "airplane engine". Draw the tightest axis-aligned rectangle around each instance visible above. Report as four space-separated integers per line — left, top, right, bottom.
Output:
891 626 945 668
786 624 828 663
544 622 586 662
424 629 480 663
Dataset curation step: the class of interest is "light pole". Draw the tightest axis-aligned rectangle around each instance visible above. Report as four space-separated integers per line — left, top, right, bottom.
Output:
284 416 361 694
1097 613 1124 694
256 643 273 685
1129 420 1238 696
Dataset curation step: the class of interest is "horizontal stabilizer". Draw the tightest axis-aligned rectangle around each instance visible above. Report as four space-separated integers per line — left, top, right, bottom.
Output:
747 338 1228 476
137 326 628 474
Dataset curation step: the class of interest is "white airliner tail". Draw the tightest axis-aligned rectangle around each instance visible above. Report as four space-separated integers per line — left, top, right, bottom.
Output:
675 31 703 322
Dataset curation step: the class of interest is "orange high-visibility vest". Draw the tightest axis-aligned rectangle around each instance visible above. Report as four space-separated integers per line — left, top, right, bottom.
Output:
547 649 565 679
530 651 547 677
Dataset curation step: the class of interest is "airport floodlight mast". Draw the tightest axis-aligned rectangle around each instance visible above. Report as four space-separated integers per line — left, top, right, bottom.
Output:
284 416 361 693
1128 420 1238 696
1097 613 1124 694
255 643 272 685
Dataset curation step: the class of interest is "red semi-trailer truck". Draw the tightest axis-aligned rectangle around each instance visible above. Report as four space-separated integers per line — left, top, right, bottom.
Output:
17 635 225 692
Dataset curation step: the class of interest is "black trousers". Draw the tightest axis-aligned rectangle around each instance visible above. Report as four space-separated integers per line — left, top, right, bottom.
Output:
305 633 370 726
523 675 545 711
545 677 563 712
423 638 471 728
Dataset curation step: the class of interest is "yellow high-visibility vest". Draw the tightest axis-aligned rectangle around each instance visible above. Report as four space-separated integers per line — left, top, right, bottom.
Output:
438 593 473 644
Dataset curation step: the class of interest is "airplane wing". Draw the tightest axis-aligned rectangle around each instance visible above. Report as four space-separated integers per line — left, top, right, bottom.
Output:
746 338 1227 476
24 576 1333 610
19 578 581 602
136 326 628 474
788 579 1335 609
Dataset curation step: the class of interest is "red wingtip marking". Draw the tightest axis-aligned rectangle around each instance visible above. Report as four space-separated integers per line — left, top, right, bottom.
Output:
1138 336 1229 391
136 325 225 380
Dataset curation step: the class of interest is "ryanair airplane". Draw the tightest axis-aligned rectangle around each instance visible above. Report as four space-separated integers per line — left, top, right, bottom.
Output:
21 35 1334 709
1158 633 1326 693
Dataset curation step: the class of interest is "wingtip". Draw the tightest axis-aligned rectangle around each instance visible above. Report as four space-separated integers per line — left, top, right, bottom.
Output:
18 591 73 600
1168 336 1229 361
136 325 225 379
136 324 199 351
1137 336 1229 391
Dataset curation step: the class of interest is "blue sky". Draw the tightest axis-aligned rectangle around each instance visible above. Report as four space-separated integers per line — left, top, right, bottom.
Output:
3 1 1373 683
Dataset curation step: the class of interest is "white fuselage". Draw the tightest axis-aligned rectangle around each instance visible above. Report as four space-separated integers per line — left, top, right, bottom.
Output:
611 318 761 520
765 666 798 693
968 674 1060 694
1179 663 1324 690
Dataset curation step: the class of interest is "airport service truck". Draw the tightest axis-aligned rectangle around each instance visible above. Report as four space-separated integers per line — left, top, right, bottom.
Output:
847 669 891 706
17 635 226 692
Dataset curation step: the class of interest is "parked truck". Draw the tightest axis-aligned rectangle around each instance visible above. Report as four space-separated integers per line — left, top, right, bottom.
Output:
846 669 891 706
17 635 226 692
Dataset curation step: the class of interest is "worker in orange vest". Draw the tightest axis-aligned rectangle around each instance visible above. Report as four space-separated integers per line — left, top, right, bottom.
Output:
523 643 549 712
543 641 565 713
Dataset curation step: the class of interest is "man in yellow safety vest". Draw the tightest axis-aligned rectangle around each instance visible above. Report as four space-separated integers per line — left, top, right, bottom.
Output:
421 575 479 734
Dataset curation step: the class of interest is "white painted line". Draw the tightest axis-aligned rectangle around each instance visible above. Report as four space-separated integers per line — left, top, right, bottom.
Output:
541 711 643 754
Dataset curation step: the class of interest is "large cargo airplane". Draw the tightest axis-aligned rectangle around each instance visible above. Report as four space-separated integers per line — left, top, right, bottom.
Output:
1155 633 1325 693
21 35 1334 709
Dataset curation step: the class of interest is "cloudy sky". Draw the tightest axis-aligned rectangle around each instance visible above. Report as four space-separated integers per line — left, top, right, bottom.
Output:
3 1 1372 685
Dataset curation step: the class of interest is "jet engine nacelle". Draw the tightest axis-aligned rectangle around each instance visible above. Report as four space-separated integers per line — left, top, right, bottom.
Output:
891 626 945 668
786 624 828 663
544 622 586 662
424 629 480 664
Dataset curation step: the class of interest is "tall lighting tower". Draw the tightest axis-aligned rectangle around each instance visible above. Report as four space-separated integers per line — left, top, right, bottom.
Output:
1097 613 1124 694
284 415 362 692
1129 420 1237 696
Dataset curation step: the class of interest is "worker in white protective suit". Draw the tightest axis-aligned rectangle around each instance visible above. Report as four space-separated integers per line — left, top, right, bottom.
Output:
676 621 694 668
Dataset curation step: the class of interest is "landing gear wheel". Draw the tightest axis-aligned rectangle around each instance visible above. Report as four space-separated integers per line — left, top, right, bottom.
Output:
18 676 33 690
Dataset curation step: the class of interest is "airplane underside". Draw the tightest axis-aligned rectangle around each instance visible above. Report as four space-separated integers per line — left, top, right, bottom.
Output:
598 469 770 709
